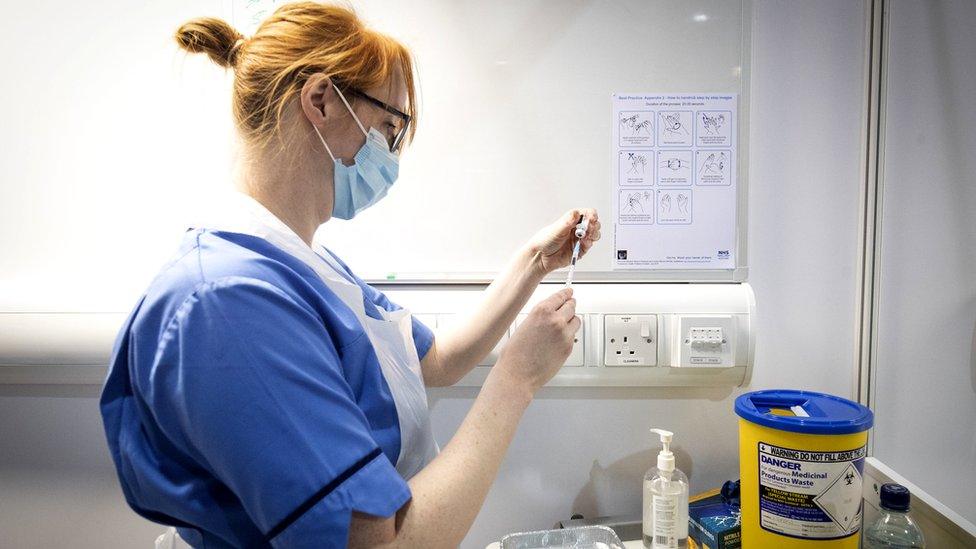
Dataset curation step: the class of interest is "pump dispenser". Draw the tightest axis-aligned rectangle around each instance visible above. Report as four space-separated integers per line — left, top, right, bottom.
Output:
643 428 689 548
652 428 675 472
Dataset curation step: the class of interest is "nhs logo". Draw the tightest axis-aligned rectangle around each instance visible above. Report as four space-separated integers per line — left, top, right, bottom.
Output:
717 250 730 259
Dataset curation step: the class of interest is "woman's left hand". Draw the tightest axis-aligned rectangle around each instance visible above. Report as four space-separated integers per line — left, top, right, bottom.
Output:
527 209 601 274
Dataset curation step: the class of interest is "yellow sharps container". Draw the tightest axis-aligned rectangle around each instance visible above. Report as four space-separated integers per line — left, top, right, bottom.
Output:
735 390 874 547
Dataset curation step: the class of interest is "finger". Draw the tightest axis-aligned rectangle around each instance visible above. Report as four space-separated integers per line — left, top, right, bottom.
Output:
578 241 596 260
579 212 599 238
567 315 582 333
579 208 598 228
539 287 574 311
545 210 582 247
576 207 597 222
555 296 577 321
560 209 582 230
578 239 594 256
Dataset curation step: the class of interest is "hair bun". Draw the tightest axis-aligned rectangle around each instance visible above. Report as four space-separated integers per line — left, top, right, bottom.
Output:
175 17 245 69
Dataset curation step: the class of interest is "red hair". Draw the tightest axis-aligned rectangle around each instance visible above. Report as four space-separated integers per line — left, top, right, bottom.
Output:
175 2 417 148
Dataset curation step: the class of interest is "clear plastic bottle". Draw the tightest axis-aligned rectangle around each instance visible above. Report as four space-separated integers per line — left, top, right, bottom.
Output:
863 483 926 548
643 429 689 548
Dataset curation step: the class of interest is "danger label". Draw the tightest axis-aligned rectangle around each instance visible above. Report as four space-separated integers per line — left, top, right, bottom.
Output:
757 442 866 540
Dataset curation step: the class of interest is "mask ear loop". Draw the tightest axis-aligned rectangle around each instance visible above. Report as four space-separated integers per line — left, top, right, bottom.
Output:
312 125 337 162
332 83 368 137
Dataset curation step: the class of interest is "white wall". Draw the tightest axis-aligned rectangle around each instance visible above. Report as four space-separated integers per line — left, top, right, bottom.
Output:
0 388 162 548
0 0 749 304
871 0 976 525
0 0 234 311
430 0 868 545
0 1 868 547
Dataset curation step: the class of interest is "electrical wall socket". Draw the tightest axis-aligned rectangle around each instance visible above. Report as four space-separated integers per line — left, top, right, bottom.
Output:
567 316 584 366
677 315 735 367
604 314 657 366
514 313 584 366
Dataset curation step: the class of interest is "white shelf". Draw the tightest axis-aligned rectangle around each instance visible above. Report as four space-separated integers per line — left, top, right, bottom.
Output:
386 282 756 388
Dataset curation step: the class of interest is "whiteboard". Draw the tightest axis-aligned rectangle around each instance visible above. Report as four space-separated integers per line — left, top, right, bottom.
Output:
0 1 750 312
317 0 752 282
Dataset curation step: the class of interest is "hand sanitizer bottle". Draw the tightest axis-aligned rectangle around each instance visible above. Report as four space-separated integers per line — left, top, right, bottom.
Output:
643 428 689 548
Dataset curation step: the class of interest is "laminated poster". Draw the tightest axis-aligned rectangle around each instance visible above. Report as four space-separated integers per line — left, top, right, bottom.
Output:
612 93 737 270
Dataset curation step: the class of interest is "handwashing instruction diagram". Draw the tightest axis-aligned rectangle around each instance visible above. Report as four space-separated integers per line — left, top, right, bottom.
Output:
618 190 654 225
696 149 731 185
696 110 732 146
611 93 737 270
618 111 654 147
657 189 692 224
658 150 693 186
657 111 693 146
619 151 652 186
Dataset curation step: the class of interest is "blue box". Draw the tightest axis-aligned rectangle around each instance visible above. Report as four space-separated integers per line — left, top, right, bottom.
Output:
688 488 741 549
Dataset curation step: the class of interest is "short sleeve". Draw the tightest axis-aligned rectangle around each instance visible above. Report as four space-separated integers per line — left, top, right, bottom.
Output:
323 250 435 361
147 276 410 547
362 284 435 361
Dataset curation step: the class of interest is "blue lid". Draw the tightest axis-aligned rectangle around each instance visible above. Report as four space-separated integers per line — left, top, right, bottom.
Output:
735 390 874 435
880 483 911 511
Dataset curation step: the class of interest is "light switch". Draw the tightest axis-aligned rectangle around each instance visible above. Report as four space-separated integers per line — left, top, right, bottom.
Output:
689 327 724 350
677 315 735 367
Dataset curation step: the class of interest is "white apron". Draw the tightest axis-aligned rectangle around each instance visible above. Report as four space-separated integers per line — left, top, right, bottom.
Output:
204 193 438 480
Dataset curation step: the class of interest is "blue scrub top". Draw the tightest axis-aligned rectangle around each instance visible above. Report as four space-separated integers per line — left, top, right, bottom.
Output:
100 229 434 548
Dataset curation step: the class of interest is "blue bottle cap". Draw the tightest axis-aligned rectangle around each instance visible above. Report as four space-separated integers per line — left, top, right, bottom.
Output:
880 483 911 512
734 390 874 435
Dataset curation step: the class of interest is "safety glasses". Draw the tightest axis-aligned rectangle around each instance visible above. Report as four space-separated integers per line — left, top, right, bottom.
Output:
343 88 412 153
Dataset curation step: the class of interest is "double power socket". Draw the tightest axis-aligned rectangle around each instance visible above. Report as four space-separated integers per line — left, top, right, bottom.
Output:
602 314 735 368
424 313 734 368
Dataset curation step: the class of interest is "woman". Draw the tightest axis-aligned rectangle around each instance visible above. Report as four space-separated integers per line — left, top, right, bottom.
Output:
101 3 601 548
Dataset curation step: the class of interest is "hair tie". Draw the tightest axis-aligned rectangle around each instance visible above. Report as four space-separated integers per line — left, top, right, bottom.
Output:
228 38 245 66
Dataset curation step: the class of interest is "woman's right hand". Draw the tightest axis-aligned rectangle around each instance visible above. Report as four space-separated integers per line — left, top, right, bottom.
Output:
496 288 580 394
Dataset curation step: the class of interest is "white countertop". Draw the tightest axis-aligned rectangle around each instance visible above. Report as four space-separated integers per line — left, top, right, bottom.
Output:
486 541 643 549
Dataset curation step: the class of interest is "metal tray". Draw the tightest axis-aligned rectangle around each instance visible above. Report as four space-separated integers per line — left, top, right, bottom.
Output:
500 525 626 549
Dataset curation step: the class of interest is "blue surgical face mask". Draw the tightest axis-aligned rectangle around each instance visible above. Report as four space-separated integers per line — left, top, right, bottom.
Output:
312 87 400 220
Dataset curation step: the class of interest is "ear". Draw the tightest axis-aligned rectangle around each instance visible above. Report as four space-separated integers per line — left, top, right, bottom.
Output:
300 73 333 127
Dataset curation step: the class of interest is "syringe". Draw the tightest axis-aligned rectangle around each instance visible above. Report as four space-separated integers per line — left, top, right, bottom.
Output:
565 215 589 286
